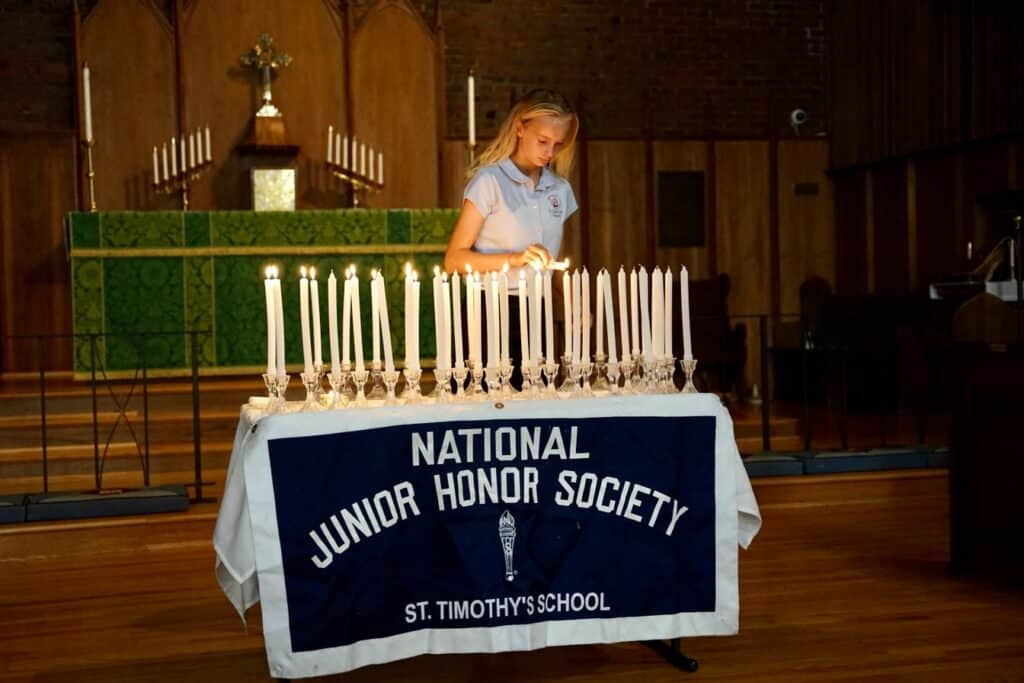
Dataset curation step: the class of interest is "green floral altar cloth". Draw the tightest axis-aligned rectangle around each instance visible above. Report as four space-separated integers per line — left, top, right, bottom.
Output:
68 210 457 377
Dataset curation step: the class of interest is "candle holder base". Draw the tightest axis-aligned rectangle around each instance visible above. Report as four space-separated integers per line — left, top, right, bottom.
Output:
313 363 326 401
660 357 678 393
680 358 698 393
352 369 369 405
591 354 610 391
620 357 636 394
433 368 453 403
262 373 290 414
558 354 575 396
542 362 560 396
451 365 469 400
579 362 594 397
340 365 356 400
641 358 658 395
499 361 516 398
382 369 400 405
484 365 500 397
328 371 347 409
468 364 486 401
522 364 541 398
300 371 325 411
368 366 386 400
606 361 621 394
402 367 424 404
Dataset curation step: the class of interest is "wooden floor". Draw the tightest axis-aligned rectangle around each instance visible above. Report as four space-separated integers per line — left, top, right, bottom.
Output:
1 469 1022 682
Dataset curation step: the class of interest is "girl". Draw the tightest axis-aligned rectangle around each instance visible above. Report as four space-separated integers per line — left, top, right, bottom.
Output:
444 89 580 384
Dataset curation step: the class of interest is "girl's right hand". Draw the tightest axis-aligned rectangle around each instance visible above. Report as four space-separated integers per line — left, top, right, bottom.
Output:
514 244 552 269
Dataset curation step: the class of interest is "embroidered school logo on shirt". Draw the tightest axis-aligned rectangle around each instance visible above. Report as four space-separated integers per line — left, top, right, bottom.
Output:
547 194 563 219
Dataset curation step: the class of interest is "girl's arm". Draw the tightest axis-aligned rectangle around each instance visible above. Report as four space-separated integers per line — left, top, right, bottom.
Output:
443 199 552 272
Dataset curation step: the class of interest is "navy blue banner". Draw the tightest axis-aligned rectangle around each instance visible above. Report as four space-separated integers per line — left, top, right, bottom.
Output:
268 415 716 653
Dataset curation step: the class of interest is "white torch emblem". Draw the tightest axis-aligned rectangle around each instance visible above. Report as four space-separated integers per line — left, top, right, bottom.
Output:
498 510 516 582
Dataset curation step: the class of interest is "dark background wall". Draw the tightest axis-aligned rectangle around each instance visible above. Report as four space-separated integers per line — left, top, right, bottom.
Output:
2 0 829 139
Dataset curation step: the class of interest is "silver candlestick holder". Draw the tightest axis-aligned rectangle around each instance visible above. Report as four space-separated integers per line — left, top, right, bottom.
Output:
498 360 515 398
641 357 658 394
484 365 500 397
402 366 424 403
680 358 698 393
351 368 369 405
660 356 678 393
339 363 355 400
620 356 637 394
325 159 384 209
262 372 290 414
382 369 400 405
433 368 453 403
300 370 325 411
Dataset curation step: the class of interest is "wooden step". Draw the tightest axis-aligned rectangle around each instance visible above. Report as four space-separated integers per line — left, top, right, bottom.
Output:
736 434 804 454
0 441 234 481
0 467 226 500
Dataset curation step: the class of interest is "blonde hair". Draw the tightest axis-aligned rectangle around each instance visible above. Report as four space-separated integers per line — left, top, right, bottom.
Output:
467 88 579 180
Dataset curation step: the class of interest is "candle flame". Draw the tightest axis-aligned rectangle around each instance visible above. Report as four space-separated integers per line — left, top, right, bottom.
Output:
465 264 472 274
441 272 448 282
412 271 418 281
502 261 510 273
265 266 273 278
350 264 357 274
405 262 412 276
434 265 440 276
310 266 316 279
300 266 307 278
371 269 378 279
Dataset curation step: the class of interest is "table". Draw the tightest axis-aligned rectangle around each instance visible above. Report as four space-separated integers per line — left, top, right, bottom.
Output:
67 209 457 377
214 393 761 679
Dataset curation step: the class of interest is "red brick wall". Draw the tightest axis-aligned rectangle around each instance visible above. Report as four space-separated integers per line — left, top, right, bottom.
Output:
3 0 827 139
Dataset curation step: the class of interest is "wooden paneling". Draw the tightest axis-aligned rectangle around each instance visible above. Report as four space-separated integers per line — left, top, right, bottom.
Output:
585 141 647 274
715 141 771 391
80 0 177 210
915 155 958 290
440 139 471 210
777 140 834 314
834 171 868 295
181 0 347 210
872 161 910 295
0 132 76 373
352 1 439 208
652 141 712 279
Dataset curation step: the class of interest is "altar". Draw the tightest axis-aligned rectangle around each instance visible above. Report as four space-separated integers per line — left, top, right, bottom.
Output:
67 209 457 377
213 392 761 678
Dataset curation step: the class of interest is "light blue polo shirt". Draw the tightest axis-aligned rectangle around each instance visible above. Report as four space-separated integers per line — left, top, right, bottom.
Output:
464 157 578 290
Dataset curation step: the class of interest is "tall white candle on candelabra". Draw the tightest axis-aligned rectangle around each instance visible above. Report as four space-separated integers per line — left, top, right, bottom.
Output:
376 275 395 373
562 271 572 358
82 64 93 142
664 268 673 359
531 267 543 363
378 152 384 185
162 144 169 183
630 268 640 357
327 125 334 163
360 143 366 176
518 272 530 363
369 148 375 181
572 270 582 364
472 273 483 365
351 269 365 372
651 267 664 359
452 271 464 368
404 267 420 371
341 135 348 169
467 71 476 147
543 270 555 364
152 147 159 185
639 267 652 361
310 267 323 368
603 272 617 364
595 270 605 357
618 268 630 362
500 266 510 363
371 270 381 366
342 268 353 368
170 137 178 176
264 268 277 376
189 132 195 170
328 270 340 375
179 133 186 174
204 126 211 162
272 268 285 376
439 273 452 373
582 268 591 361
486 274 499 368
299 267 313 375
432 268 442 370
680 266 693 361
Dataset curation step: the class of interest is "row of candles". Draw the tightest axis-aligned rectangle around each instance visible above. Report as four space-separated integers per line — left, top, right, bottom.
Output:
326 126 384 183
152 127 213 185
262 262 695 407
